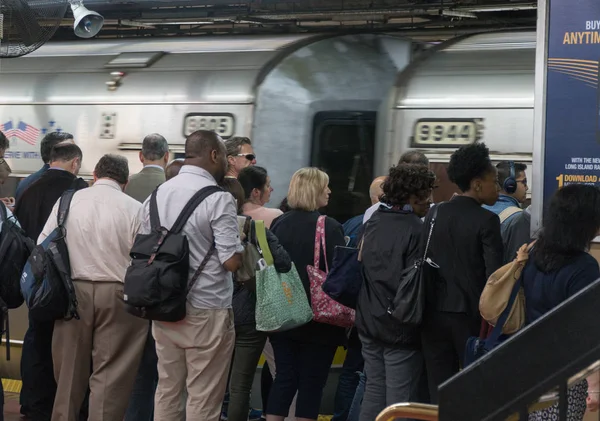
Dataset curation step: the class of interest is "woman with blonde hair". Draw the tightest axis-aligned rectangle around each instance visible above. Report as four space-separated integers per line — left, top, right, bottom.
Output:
268 167 346 421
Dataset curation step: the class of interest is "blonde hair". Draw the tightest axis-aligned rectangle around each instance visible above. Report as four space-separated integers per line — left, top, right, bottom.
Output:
287 167 329 211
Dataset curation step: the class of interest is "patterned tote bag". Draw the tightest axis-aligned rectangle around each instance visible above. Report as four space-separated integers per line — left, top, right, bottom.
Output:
254 220 313 332
306 215 355 328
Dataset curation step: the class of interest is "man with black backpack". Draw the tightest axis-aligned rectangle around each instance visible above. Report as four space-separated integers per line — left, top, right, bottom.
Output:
39 155 148 421
134 130 242 421
15 142 88 421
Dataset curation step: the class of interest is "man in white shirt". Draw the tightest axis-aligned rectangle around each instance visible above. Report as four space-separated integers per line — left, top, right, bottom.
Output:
40 154 148 421
139 130 243 421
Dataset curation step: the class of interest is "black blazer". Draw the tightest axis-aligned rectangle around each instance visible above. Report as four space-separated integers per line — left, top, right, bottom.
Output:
14 169 88 241
421 196 503 317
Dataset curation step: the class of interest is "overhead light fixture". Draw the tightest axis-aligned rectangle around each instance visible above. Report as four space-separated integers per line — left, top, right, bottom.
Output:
69 0 104 38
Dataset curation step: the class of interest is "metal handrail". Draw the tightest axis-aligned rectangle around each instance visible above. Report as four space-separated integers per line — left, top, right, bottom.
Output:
376 403 439 421
375 395 559 421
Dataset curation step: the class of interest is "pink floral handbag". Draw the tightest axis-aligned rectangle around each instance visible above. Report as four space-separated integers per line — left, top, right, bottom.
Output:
306 215 355 328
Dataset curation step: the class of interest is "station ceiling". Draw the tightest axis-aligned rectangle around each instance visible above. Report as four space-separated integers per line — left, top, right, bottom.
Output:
53 0 537 42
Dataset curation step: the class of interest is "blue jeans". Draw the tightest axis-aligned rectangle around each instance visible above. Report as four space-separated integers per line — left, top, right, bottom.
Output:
347 372 366 421
125 326 158 421
332 345 364 421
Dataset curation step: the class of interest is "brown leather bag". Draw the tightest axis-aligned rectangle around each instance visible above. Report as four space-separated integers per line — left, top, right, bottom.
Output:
479 241 535 335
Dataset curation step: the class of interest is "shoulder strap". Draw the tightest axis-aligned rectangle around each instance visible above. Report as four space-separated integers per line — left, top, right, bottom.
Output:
255 220 274 266
422 203 440 260
57 190 76 227
313 215 328 272
0 202 6 223
488 273 523 344
171 186 223 234
149 188 161 231
499 206 523 224
187 243 216 293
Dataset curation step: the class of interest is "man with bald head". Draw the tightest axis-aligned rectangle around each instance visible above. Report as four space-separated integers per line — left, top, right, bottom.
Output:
137 130 242 421
363 151 430 224
369 176 387 205
165 159 184 181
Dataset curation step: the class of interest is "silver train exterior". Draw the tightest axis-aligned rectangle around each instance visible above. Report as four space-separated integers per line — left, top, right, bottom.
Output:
0 33 414 380
376 30 535 202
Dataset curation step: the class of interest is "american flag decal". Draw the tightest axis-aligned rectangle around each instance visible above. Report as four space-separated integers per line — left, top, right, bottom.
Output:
0 120 40 145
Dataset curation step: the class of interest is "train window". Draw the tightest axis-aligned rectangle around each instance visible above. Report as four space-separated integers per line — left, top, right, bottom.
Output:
311 111 376 224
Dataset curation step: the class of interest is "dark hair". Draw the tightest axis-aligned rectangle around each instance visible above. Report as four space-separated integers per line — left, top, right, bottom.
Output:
0 131 8 151
279 197 291 213
219 177 245 214
399 151 429 166
165 159 184 181
496 161 527 188
381 164 435 207
185 130 223 158
238 166 268 200
50 143 82 163
447 143 494 192
225 137 252 157
535 184 600 272
142 133 168 161
40 132 74 164
94 154 129 185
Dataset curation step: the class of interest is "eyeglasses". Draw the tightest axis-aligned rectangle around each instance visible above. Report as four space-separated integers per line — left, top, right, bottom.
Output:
517 178 528 186
236 153 256 161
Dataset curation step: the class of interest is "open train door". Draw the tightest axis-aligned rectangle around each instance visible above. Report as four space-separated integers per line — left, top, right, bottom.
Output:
311 111 376 224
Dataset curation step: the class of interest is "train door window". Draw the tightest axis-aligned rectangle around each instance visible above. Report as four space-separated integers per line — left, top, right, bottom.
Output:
311 111 376 224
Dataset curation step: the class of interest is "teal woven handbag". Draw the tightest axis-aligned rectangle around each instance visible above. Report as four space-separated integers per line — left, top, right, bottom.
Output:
254 222 313 332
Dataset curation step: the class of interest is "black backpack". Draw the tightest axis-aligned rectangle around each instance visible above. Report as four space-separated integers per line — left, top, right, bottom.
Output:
21 190 80 323
0 202 34 309
124 185 223 322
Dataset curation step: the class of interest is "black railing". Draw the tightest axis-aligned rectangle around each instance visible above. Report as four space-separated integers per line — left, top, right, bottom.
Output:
438 277 600 421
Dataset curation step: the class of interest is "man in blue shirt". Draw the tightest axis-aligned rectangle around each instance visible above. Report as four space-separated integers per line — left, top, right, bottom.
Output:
14 132 74 202
483 161 531 264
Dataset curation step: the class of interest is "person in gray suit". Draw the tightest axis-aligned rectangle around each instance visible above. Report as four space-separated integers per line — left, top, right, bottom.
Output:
124 133 168 421
125 133 169 203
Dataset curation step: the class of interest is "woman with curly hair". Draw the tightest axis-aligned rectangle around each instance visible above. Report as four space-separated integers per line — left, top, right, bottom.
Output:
420 142 503 403
355 163 436 421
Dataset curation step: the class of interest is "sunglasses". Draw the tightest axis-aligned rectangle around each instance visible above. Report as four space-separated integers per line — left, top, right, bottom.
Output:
236 153 256 161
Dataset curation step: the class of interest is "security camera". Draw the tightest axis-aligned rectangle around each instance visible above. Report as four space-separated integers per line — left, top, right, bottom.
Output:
69 0 104 38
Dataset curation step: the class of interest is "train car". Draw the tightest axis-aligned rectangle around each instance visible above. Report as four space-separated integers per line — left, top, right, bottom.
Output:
0 33 416 406
376 30 536 202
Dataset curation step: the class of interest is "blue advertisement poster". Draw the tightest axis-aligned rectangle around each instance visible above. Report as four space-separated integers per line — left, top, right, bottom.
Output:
544 0 600 200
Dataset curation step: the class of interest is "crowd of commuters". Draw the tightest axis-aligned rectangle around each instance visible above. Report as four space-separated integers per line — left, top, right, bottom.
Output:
0 126 599 421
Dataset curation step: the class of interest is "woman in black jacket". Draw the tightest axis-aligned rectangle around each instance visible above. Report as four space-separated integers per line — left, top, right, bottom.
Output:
420 142 503 403
220 178 292 421
269 167 346 421
356 164 435 421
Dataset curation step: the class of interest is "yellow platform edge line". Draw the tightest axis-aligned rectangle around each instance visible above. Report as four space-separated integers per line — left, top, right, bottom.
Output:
0 378 332 419
2 378 22 393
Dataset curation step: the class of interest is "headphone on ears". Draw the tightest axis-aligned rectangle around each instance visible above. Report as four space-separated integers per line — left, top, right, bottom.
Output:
503 161 517 194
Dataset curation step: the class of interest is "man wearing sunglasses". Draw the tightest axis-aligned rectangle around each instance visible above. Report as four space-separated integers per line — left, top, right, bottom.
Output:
224 137 256 178
482 161 531 264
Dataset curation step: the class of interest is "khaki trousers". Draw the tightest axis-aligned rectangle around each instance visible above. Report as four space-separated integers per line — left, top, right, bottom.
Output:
51 281 148 421
153 304 235 421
